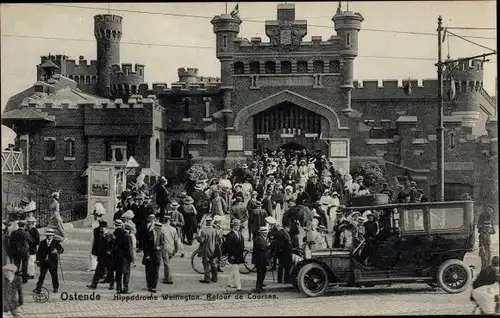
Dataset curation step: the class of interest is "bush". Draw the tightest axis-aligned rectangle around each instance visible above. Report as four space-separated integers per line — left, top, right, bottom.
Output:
185 161 223 182
354 161 386 188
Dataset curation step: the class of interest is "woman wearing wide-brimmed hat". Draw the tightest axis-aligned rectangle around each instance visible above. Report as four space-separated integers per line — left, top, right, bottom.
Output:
47 191 66 242
307 158 318 178
181 196 197 245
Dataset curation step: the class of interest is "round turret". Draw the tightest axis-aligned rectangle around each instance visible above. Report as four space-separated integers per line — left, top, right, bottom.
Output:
333 10 364 57
94 14 123 97
211 14 242 58
178 67 199 83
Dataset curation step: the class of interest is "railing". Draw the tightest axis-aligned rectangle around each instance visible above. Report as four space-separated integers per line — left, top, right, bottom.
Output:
2 177 88 228
2 149 23 174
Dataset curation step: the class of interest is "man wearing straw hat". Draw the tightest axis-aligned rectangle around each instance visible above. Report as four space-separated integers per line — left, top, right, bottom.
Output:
226 219 244 291
143 222 166 293
25 216 40 280
34 229 64 294
196 216 222 284
3 263 23 317
112 219 134 294
167 201 185 258
252 226 270 293
160 215 179 285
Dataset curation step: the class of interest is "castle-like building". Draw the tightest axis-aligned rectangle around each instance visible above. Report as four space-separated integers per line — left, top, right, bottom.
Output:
2 4 497 204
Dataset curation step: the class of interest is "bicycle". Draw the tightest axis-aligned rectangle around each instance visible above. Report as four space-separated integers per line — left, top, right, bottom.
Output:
243 247 304 273
191 248 253 275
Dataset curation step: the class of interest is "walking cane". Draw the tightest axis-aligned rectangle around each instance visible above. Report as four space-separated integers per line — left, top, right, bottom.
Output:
58 254 65 283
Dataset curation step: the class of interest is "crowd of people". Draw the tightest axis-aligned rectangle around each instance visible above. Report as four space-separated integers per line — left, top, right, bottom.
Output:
1 148 498 309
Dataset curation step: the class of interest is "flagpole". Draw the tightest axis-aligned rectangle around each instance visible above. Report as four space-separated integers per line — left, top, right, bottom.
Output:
436 16 445 202
225 2 228 14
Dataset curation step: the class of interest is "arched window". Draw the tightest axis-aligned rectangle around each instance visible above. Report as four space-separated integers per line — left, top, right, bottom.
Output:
297 61 308 73
155 138 160 160
281 61 291 74
329 60 340 73
265 61 276 74
313 60 324 73
249 61 260 74
234 62 244 74
171 141 185 159
346 32 352 48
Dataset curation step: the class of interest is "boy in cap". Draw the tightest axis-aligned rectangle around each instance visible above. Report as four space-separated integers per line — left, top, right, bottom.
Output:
34 229 64 294
3 264 23 317
25 216 40 279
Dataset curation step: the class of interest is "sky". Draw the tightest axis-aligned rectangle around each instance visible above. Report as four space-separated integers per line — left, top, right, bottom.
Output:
1 2 497 147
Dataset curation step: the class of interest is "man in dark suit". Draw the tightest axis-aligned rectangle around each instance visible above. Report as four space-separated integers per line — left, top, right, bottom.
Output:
192 184 209 225
87 221 115 290
226 219 245 291
112 220 134 294
143 222 165 293
246 191 259 241
306 175 324 205
295 184 311 207
10 220 33 284
153 177 170 220
268 219 293 284
251 202 268 238
34 229 64 293
25 216 40 280
262 190 274 217
252 226 270 293
3 264 23 317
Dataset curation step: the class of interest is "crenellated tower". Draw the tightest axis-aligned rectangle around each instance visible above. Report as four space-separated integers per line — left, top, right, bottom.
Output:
333 8 364 114
94 14 123 97
444 58 491 131
211 13 242 130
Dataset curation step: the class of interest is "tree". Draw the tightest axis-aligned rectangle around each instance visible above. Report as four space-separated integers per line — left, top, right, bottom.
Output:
353 161 386 189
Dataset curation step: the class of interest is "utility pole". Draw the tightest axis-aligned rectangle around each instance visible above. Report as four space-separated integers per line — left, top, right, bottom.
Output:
436 15 445 202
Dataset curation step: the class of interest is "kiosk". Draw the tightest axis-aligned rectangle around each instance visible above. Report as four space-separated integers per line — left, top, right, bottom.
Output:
85 156 140 226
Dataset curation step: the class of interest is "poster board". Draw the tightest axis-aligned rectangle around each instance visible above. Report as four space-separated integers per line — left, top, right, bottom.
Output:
329 138 350 175
86 165 124 226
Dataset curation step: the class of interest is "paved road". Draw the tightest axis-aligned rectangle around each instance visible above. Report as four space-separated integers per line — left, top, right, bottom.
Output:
9 224 496 317
7 284 479 317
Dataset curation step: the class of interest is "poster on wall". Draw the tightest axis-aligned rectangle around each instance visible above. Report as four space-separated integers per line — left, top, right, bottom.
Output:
91 168 111 197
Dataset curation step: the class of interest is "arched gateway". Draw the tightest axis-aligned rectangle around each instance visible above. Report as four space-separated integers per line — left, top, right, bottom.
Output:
230 90 351 172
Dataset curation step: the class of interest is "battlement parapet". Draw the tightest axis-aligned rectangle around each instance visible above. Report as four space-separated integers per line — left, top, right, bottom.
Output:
211 14 242 33
353 78 441 100
233 37 339 51
110 64 145 96
65 57 98 76
40 55 69 64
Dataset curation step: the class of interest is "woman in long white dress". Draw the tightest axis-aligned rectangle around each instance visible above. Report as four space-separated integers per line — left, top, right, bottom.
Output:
47 192 66 242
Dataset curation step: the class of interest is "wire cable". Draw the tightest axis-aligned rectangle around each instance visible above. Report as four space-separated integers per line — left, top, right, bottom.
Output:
446 30 497 52
28 3 497 41
2 33 497 64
